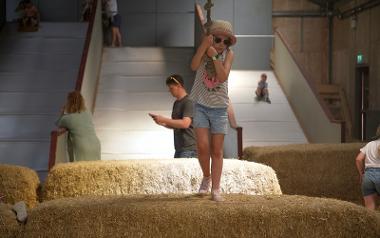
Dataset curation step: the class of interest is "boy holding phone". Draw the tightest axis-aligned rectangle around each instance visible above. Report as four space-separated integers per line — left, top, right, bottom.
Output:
149 74 197 158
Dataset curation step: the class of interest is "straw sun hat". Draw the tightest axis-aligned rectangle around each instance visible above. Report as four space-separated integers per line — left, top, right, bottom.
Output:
208 20 237 46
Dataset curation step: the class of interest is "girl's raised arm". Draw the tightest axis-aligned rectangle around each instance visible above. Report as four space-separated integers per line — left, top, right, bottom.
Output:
191 35 213 71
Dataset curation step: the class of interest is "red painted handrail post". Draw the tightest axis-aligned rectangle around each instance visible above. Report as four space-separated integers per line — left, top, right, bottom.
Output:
75 0 98 91
237 127 243 159
48 131 58 171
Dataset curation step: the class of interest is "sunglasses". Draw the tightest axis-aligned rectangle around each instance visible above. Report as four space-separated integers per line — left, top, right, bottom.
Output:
214 36 231 46
169 76 183 86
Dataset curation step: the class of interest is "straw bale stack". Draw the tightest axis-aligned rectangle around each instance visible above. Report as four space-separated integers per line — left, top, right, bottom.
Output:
0 203 22 238
23 194 380 238
243 143 364 203
43 159 281 201
0 164 40 208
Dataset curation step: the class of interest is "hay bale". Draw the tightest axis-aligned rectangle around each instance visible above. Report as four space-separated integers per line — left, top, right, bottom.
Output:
43 159 281 201
23 195 380 238
243 143 365 203
0 164 40 208
0 203 22 238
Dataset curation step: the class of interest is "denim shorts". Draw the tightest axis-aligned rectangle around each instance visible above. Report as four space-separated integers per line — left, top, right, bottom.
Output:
111 14 121 28
362 168 380 196
174 150 197 158
193 103 228 134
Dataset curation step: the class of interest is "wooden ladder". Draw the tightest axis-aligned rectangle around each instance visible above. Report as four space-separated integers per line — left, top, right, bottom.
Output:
318 84 353 140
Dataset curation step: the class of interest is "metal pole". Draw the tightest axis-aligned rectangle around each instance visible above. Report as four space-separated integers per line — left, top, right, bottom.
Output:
328 14 333 84
326 0 334 85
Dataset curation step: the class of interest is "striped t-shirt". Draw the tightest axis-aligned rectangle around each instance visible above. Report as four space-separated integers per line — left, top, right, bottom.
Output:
190 50 229 108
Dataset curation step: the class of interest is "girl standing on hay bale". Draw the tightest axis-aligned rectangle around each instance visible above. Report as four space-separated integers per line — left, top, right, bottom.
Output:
190 20 236 202
356 125 380 210
56 91 101 161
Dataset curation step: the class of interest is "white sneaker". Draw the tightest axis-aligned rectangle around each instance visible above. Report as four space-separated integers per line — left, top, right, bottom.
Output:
12 201 27 222
198 176 211 196
211 189 225 202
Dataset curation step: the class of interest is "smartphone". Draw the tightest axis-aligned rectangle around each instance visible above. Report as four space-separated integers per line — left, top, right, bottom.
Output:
148 113 157 118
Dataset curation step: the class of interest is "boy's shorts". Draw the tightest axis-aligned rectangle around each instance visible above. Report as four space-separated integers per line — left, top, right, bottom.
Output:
362 168 380 196
193 103 228 135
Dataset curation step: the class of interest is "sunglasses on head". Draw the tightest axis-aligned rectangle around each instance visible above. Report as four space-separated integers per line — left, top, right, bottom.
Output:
170 76 182 86
214 36 231 46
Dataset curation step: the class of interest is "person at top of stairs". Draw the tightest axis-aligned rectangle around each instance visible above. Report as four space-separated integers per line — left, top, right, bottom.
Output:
190 20 236 202
105 0 122 47
150 74 197 159
16 0 40 32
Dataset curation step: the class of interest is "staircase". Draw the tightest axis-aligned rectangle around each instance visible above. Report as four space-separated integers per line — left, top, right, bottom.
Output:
318 84 352 140
94 47 194 159
0 23 87 178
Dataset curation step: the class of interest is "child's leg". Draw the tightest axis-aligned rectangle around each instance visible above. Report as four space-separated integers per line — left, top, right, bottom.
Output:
195 128 211 177
255 88 262 98
208 107 227 202
210 133 224 190
196 128 211 195
363 194 377 210
116 28 122 46
263 88 271 103
111 27 117 47
263 88 269 98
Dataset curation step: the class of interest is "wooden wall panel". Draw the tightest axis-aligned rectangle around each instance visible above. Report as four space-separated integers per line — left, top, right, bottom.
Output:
273 0 380 133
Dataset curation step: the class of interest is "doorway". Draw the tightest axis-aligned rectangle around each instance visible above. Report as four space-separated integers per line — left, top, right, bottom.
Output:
355 65 369 141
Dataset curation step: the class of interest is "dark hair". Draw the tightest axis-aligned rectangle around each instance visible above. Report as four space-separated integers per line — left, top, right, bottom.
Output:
261 73 267 79
166 74 184 87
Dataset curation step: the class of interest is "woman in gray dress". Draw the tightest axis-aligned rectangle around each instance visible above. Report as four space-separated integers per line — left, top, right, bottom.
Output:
56 91 101 161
